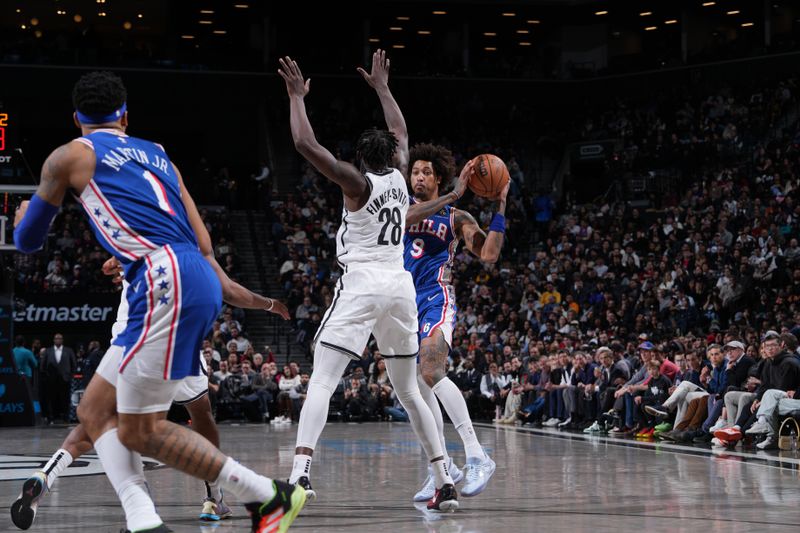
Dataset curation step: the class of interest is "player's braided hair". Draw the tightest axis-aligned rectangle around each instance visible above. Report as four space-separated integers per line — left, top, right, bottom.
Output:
72 71 127 117
409 143 456 193
356 128 398 171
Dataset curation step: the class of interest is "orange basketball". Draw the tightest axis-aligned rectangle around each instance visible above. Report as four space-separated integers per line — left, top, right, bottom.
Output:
468 154 509 199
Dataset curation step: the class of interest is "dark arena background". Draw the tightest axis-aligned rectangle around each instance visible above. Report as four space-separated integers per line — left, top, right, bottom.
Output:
2 0 800 531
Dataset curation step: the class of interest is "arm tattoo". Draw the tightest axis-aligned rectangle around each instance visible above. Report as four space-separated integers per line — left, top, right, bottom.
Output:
37 145 71 204
453 208 487 255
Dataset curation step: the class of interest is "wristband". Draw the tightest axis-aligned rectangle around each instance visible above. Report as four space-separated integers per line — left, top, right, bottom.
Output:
14 195 59 253
265 298 274 311
488 213 506 233
451 189 461 201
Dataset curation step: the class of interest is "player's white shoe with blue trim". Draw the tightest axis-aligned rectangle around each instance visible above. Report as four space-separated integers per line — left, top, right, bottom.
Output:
413 457 463 502
461 454 496 497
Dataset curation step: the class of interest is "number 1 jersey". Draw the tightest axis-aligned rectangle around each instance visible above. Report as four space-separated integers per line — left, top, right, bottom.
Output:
335 168 409 268
73 129 198 265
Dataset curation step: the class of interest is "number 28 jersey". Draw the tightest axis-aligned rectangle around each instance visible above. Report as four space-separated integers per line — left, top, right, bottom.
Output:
335 168 409 268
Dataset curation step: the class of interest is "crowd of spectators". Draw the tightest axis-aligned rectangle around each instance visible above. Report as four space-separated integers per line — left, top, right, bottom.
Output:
262 70 800 452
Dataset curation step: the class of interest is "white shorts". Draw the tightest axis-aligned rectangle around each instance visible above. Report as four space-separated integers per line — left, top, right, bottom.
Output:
96 345 209 414
313 265 419 359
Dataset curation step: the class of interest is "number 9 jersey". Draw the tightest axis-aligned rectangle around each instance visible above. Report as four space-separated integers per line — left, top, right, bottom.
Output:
403 199 458 346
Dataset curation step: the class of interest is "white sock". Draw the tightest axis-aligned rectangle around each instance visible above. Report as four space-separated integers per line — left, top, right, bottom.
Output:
204 480 223 502
289 454 312 485
430 458 454 489
418 375 450 466
432 378 486 460
42 448 74 487
94 429 161 532
216 457 276 504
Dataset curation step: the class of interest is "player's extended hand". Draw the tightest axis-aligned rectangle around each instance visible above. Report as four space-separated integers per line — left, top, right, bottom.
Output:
278 56 310 98
14 200 29 227
102 256 124 284
266 298 290 320
452 160 474 200
495 178 511 202
357 49 390 90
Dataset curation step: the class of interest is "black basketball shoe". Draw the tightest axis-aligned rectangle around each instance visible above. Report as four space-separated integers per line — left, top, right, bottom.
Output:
426 483 459 512
10 471 48 530
293 476 316 501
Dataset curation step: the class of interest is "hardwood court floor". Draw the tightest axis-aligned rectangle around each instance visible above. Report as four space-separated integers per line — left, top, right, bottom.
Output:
1 421 799 532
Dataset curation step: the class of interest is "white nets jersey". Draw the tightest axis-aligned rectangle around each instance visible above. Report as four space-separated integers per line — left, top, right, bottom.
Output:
336 168 410 268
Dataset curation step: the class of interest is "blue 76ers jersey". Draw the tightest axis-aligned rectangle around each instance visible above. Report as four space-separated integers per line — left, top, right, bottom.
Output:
403 199 458 341
73 130 198 264
74 130 220 381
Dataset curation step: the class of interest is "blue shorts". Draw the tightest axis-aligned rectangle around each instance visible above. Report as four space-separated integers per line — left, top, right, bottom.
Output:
116 244 222 380
416 285 457 346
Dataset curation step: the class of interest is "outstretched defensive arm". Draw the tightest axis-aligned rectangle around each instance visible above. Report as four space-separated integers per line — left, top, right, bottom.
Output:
278 56 367 202
455 180 510 264
358 49 408 177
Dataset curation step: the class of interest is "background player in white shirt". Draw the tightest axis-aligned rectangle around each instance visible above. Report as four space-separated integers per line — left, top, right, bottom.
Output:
278 51 458 511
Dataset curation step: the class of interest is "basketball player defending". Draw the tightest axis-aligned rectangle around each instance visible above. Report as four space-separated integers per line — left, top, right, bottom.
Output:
278 51 457 511
404 144 507 501
10 257 268 529
12 72 304 533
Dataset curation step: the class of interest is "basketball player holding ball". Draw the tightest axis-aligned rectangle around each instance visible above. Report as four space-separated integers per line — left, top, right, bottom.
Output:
280 50 459 511
404 147 509 501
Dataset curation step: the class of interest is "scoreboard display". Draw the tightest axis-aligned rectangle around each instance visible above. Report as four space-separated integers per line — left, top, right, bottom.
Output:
0 113 8 160
0 110 17 173
0 110 36 251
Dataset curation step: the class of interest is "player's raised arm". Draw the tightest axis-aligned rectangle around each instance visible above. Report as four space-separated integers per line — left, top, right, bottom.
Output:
173 163 290 320
358 49 408 177
406 160 473 226
455 180 510 264
278 56 367 202
13 142 93 253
